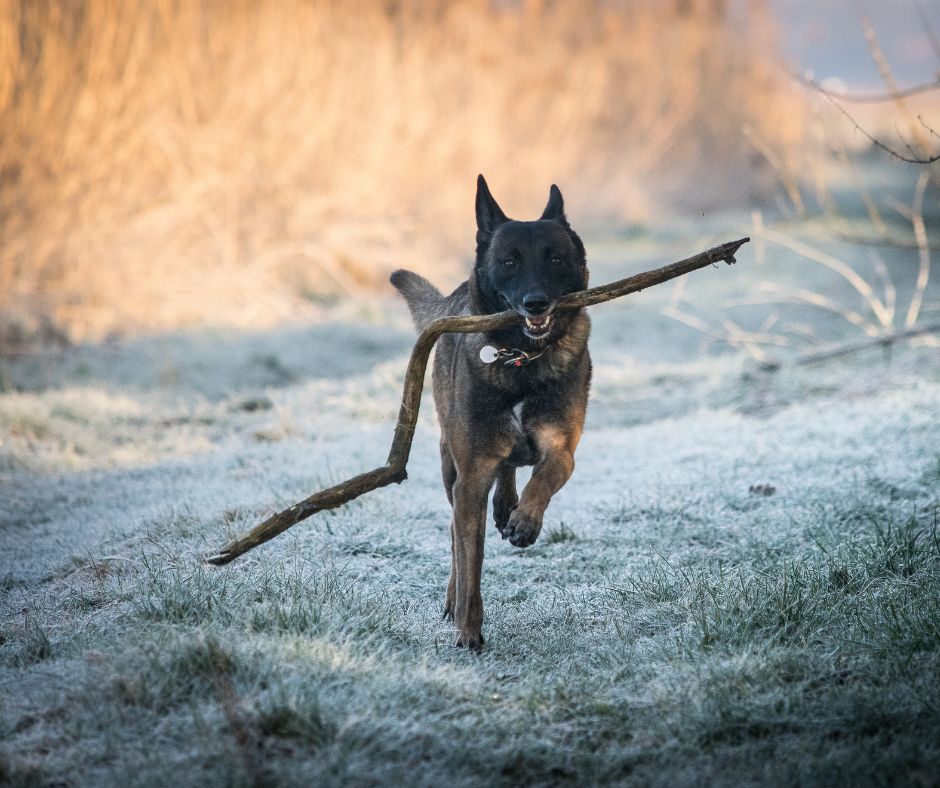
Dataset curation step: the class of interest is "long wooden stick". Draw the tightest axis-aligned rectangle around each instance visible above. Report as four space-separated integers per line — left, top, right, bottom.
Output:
206 237 749 565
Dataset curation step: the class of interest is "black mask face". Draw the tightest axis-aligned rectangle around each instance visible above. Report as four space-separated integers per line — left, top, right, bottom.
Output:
473 175 588 344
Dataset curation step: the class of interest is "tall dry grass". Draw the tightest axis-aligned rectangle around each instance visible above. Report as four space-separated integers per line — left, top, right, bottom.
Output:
0 0 803 343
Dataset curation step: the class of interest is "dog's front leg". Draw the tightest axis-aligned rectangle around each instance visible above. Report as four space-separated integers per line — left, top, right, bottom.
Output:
451 458 500 650
492 462 518 536
502 424 581 548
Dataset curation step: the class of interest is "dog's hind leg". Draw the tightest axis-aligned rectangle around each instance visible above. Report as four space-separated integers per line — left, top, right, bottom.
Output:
441 441 457 620
444 519 457 621
440 440 457 505
492 462 518 536
451 456 501 650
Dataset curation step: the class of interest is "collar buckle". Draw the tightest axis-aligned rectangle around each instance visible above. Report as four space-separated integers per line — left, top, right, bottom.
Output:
479 345 543 367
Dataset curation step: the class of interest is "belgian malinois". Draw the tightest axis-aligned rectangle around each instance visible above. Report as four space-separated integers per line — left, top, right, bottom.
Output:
390 175 591 650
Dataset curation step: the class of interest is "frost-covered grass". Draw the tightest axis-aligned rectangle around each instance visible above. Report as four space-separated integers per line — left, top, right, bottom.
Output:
1 229 939 786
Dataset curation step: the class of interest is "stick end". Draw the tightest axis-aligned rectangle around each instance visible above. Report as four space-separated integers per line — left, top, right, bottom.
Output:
728 236 750 263
205 550 236 566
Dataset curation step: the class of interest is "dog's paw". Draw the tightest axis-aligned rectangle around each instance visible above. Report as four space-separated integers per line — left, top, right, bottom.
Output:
493 499 518 536
501 509 542 548
455 630 484 652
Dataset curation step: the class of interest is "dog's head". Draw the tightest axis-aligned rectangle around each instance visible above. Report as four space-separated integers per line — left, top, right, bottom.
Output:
472 174 587 344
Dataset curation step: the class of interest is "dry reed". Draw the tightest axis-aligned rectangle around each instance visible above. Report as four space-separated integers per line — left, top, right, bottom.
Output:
0 0 801 343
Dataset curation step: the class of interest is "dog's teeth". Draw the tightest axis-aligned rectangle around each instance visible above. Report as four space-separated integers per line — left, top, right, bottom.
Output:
524 316 551 331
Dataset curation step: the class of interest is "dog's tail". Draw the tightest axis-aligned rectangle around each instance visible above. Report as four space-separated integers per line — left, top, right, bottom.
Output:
389 269 449 331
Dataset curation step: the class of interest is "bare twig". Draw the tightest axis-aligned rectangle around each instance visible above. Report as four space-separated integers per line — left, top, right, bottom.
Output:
860 14 939 165
756 227 893 327
758 321 940 371
843 149 889 236
829 228 940 253
813 83 940 165
748 283 881 335
742 124 805 214
206 237 749 565
791 71 940 104
905 171 932 327
871 252 896 327
915 0 940 65
922 116 940 142
800 20 940 168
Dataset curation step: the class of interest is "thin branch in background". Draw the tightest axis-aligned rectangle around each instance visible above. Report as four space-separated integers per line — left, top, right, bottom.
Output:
808 112 933 250
758 322 940 370
661 304 791 362
667 9 940 368
662 302 709 335
922 115 940 142
831 232 940 252
804 113 842 220
860 13 939 164
758 227 893 326
811 157 841 220
750 210 766 265
869 250 896 326
812 83 940 164
748 283 882 335
742 124 805 213
668 271 688 312
716 316 780 360
677 180 935 363
894 120 930 165
793 15 940 165
759 311 782 334
716 318 796 348
785 322 821 342
860 11 903 97
791 70 940 103
905 171 931 327
915 0 940 65
827 139 889 237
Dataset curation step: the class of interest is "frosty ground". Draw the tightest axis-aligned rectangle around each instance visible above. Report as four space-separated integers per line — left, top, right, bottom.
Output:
1 217 939 786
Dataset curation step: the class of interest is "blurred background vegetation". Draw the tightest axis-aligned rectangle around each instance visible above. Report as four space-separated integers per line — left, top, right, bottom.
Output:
0 0 935 345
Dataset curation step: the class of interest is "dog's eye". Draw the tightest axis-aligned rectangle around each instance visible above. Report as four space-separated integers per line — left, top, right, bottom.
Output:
502 258 516 267
550 255 562 265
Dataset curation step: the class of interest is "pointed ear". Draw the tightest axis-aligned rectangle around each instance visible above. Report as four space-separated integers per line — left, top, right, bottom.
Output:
475 174 508 237
540 184 566 222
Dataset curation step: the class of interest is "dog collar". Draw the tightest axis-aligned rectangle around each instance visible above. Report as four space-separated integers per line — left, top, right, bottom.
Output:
479 345 543 367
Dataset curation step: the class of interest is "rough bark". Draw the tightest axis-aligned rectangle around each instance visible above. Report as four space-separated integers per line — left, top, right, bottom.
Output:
206 236 749 565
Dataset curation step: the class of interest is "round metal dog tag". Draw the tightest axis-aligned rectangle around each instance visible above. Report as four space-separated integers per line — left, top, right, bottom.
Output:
479 345 499 364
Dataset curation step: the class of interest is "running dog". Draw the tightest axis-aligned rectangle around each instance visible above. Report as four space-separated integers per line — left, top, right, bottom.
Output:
390 175 591 650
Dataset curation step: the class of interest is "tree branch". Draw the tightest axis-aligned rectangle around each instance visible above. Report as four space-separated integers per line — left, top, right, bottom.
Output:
206 237 749 566
810 79 940 165
791 71 940 104
915 0 940 66
758 321 940 371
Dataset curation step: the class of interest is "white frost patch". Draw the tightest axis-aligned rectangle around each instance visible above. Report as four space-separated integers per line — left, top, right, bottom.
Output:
0 386 217 472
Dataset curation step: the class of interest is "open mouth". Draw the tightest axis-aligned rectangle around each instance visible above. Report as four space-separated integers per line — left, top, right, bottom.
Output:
522 314 553 339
